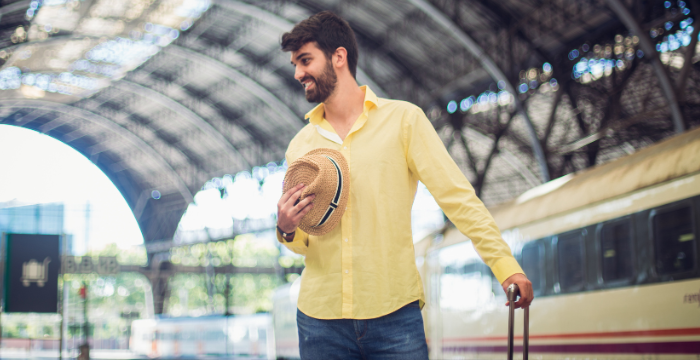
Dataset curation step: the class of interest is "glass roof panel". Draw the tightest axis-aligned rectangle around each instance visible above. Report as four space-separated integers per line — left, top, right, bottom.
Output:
0 0 210 100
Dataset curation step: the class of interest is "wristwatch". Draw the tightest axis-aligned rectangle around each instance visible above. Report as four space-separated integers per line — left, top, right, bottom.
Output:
277 225 295 241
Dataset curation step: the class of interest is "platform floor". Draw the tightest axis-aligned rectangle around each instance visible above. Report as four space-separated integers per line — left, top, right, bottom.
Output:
0 349 270 359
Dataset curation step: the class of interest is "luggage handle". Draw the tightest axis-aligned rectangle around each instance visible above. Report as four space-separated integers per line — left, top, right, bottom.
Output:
507 284 529 360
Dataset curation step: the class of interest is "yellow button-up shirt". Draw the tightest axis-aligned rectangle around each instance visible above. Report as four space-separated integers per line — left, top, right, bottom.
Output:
278 86 524 319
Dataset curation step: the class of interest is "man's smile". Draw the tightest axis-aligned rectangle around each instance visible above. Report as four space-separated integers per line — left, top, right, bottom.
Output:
302 79 315 91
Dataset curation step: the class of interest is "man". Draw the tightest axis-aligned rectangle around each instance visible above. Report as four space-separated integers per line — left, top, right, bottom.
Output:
276 11 533 360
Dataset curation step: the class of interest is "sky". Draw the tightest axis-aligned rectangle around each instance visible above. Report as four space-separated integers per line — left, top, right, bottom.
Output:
0 124 144 251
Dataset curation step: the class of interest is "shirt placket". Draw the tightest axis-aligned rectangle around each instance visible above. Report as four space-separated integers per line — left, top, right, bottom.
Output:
339 108 370 318
340 135 353 318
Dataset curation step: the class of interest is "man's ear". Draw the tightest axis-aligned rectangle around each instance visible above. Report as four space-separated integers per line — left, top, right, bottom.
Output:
333 47 348 70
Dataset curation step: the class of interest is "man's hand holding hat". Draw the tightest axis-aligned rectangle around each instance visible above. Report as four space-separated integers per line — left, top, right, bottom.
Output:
277 183 315 241
277 148 350 240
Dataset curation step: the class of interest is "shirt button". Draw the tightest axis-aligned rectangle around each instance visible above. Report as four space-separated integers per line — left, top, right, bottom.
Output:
344 238 348 242
343 146 347 150
345 270 349 274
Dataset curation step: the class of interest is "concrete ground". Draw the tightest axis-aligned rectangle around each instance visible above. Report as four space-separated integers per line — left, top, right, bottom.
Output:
0 348 271 359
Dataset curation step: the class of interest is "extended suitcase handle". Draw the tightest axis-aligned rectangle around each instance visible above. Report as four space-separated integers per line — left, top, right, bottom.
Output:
507 284 529 360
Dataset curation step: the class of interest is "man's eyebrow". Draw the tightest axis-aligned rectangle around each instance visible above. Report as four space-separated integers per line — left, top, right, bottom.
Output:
291 52 312 65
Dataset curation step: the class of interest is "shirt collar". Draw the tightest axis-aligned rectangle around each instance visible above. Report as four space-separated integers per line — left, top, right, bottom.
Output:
304 85 379 124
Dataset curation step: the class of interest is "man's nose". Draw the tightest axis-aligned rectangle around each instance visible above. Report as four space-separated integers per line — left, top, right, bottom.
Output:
294 67 305 82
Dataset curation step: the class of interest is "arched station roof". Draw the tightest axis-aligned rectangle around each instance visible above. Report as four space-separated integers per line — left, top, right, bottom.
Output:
1 0 697 245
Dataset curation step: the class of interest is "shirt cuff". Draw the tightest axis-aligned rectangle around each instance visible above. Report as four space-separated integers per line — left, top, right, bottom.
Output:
490 256 525 284
276 229 305 246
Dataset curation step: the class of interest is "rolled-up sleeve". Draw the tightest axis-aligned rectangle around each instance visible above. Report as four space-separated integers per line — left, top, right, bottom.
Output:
403 107 524 284
276 227 309 256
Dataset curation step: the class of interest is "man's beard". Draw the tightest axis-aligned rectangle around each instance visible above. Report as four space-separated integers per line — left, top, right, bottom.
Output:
304 60 337 103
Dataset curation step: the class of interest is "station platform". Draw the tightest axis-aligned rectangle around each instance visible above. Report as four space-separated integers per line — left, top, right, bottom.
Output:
0 348 269 359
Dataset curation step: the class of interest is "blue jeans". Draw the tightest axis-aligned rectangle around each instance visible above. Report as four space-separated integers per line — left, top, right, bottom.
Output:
296 301 429 360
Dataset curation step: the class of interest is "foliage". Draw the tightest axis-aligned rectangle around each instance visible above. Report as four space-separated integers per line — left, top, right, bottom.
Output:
1 244 148 343
90 243 147 266
169 233 280 267
165 234 288 316
1 313 61 339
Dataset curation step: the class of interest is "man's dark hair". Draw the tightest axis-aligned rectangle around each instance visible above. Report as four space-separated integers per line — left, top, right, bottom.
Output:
281 11 359 79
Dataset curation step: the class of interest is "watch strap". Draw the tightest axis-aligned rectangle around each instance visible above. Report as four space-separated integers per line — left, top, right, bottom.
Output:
277 225 295 241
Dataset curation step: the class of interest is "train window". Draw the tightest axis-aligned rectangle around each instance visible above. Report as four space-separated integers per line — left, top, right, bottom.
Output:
599 218 634 282
557 231 585 293
652 205 696 275
521 242 544 294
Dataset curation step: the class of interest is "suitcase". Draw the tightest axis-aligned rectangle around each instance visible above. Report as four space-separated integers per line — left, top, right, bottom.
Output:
507 284 529 360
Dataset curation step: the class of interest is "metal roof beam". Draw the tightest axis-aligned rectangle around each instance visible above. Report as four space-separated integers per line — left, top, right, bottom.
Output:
408 0 550 183
115 80 252 169
3 32 304 152
135 62 284 152
463 127 540 188
0 99 194 204
606 0 685 134
166 44 303 132
0 0 29 22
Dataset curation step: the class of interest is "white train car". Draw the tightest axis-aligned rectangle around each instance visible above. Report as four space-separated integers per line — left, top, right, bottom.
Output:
418 127 700 359
130 314 274 358
272 277 301 360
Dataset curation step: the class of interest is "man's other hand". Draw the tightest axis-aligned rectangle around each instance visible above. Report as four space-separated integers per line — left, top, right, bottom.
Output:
277 183 315 234
501 273 533 309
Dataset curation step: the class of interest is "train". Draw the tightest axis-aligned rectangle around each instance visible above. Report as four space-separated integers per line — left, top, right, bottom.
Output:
271 126 700 359
130 314 274 358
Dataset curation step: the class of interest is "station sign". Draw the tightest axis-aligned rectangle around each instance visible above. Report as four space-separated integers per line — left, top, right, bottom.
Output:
61 256 119 275
4 234 60 313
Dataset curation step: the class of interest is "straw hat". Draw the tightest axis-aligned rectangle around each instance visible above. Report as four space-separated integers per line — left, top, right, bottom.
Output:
283 148 350 236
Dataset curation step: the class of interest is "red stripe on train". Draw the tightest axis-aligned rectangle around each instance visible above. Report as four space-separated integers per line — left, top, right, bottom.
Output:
442 327 700 342
442 341 700 354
